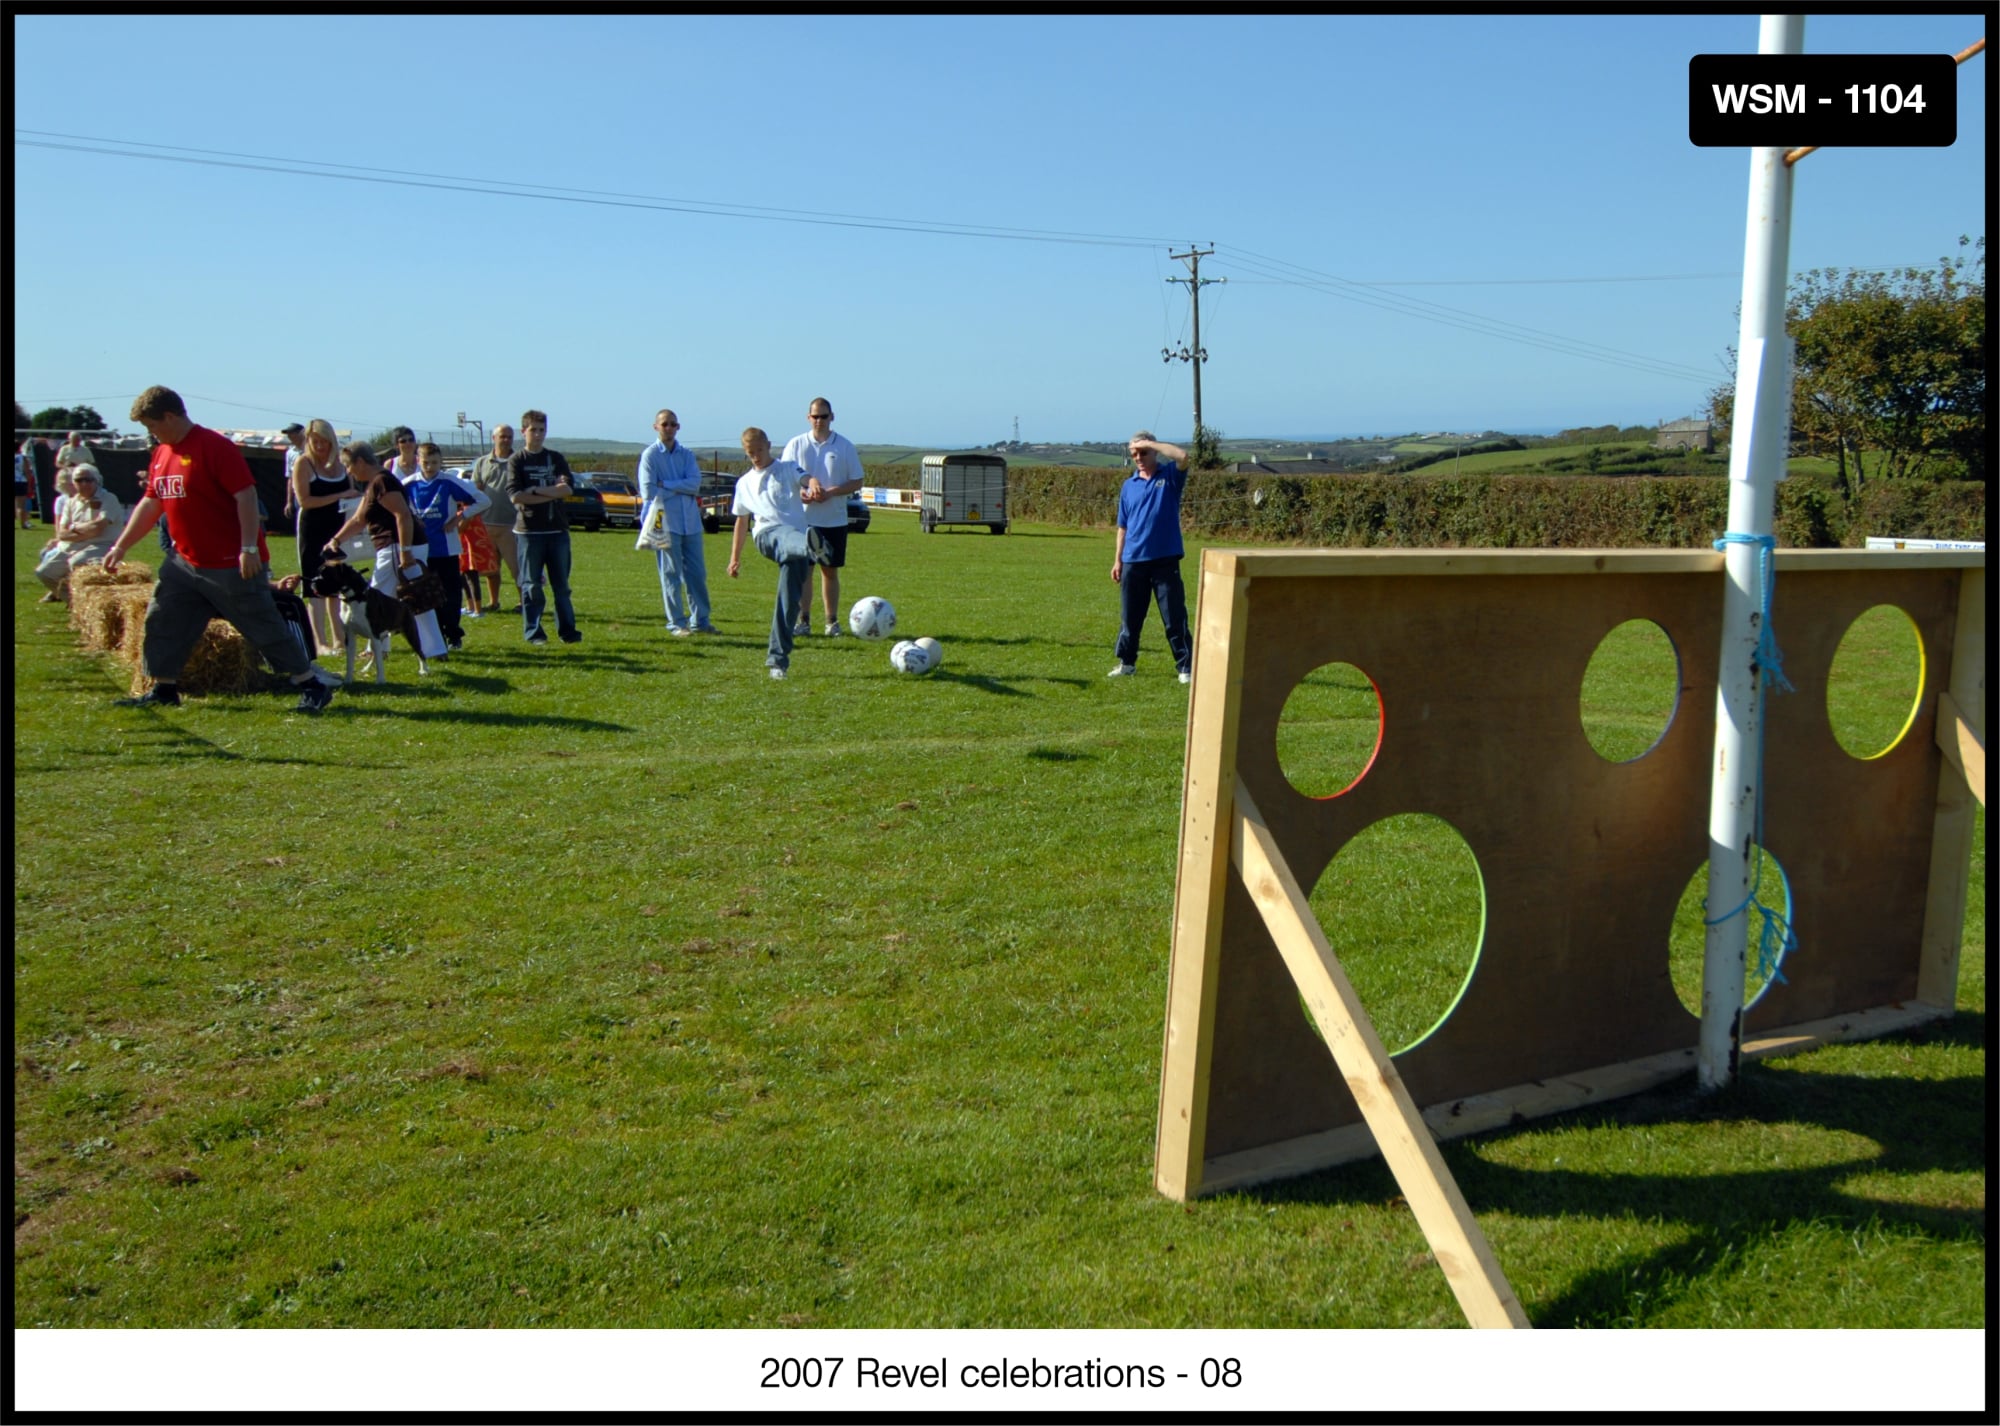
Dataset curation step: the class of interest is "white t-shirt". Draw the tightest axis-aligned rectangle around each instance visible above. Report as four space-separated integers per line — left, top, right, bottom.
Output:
780 430 864 528
732 460 808 537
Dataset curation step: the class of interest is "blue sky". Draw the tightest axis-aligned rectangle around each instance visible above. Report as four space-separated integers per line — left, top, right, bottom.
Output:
11 11 1989 449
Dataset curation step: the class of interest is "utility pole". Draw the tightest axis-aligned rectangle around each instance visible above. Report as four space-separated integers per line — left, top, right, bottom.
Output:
1164 245 1224 457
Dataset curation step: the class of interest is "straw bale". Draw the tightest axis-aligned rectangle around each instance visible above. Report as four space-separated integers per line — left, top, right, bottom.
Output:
179 623 256 696
75 585 152 654
69 559 153 591
69 563 153 633
122 619 257 697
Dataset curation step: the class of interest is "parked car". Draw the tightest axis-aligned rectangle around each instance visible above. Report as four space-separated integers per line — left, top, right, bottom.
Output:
576 472 640 529
560 481 607 532
692 471 869 534
698 472 736 535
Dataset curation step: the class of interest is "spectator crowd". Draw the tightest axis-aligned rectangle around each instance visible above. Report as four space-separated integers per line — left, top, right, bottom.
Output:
24 387 875 710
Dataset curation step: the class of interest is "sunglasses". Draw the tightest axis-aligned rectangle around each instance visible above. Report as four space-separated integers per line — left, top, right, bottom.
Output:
810 412 833 421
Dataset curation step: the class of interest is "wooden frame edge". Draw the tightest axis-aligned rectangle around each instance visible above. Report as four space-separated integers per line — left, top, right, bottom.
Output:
1196 547 1985 581
1231 777 1528 1329
1934 691 1986 810
1917 565 1987 1008
1154 551 1250 1201
1194 1000 1954 1197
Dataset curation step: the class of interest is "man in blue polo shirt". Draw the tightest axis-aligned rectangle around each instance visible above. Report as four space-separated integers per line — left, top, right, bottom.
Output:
1108 431 1193 683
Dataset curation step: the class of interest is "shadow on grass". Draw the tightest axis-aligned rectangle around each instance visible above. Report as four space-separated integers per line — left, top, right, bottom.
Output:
298 679 455 700
929 670 1030 697
332 707 635 733
1026 746 1096 762
927 634 1048 649
932 529 1095 540
1230 1024 1988 1326
81 715 374 767
925 669 1094 696
472 649 657 676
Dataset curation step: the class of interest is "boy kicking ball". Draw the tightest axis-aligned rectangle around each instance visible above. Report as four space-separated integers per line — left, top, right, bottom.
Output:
726 427 831 680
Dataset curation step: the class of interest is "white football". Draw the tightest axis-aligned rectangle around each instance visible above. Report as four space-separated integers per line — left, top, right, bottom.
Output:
914 637 943 672
849 596 897 640
889 639 935 675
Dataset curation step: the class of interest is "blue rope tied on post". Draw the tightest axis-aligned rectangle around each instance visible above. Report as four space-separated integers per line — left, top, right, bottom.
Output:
1706 531 1797 985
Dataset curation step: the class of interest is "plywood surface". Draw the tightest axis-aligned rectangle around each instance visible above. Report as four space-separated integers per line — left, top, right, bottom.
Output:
1168 552 1973 1175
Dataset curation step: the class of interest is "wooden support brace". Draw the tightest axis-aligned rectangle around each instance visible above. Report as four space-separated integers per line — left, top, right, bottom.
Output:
1935 691 1986 809
1231 777 1530 1330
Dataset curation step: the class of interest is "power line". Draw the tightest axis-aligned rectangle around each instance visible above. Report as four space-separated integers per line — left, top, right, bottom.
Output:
1212 244 1726 387
1242 272 1736 287
1217 244 1725 383
18 129 1765 404
1237 264 1943 288
20 390 411 436
15 129 1176 251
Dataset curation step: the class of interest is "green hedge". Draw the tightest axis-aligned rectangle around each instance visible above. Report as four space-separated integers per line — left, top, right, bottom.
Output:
1006 466 1986 549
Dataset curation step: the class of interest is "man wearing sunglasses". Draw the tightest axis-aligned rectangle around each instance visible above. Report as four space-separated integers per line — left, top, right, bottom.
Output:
781 398 865 638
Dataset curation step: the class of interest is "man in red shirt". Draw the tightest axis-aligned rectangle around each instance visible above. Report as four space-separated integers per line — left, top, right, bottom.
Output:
102 385 335 713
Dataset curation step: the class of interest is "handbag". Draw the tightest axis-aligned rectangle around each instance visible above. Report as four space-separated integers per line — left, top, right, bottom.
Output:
394 562 447 613
635 499 674 551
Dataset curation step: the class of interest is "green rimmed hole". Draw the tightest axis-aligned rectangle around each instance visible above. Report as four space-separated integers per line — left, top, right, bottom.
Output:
1302 813 1484 1054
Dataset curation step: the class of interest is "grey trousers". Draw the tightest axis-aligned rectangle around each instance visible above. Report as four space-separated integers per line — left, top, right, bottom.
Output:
141 554 313 684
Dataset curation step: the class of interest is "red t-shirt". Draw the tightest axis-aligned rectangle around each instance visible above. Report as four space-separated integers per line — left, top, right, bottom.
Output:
147 425 270 569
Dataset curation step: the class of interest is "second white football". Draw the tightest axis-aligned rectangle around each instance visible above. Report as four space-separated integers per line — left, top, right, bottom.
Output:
889 639 934 675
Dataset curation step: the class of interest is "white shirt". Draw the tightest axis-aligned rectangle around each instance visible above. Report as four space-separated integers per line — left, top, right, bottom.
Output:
781 429 864 528
731 460 808 537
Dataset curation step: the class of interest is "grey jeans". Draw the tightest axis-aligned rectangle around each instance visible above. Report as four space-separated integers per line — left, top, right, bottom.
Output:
141 554 313 683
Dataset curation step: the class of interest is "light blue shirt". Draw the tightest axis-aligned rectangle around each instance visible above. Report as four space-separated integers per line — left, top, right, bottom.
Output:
638 440 704 536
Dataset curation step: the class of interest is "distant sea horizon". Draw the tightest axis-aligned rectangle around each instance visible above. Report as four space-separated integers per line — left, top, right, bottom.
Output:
540 425 1584 453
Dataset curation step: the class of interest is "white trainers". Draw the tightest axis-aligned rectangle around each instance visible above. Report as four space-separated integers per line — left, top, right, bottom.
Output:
823 622 842 638
769 666 788 680
1178 670 1192 684
1107 663 1137 678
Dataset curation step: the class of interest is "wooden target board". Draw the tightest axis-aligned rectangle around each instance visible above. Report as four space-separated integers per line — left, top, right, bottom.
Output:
1157 548 1985 1212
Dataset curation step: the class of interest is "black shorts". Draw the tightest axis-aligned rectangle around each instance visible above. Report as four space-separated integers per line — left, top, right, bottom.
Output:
813 525 849 569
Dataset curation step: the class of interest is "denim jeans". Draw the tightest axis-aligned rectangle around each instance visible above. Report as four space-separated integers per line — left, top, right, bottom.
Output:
1115 556 1192 672
517 530 577 640
754 525 813 669
656 529 712 630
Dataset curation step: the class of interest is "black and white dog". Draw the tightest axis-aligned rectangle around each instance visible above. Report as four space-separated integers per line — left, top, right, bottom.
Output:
307 558 434 683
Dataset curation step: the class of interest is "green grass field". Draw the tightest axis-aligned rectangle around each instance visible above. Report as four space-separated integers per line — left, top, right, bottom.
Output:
12 516 1985 1328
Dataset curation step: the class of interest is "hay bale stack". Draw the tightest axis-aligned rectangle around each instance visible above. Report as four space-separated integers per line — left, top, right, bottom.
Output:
73 585 152 654
68 559 154 591
68 562 154 635
121 618 257 697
